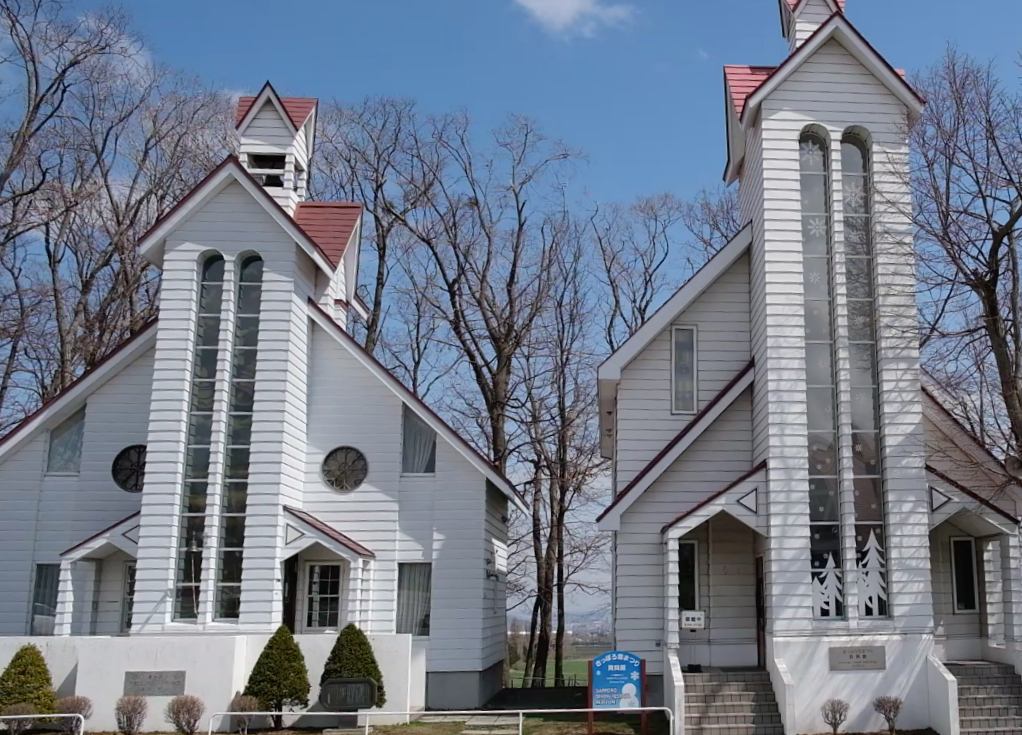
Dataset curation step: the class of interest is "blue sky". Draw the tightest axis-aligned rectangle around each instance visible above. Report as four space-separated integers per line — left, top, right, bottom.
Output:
118 0 1021 206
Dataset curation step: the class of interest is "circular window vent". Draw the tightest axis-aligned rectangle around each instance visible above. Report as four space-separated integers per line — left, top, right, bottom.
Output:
322 446 368 492
112 445 147 493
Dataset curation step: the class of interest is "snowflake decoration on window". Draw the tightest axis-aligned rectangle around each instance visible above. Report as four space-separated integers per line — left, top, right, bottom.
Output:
807 270 822 285
807 217 827 238
800 141 824 169
844 180 865 209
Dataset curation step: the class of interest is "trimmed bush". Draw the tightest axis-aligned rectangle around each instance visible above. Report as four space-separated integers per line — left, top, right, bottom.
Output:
228 692 260 735
821 698 849 735
2 703 36 735
0 644 56 714
115 695 147 735
873 695 903 735
244 626 310 729
320 624 386 708
55 695 93 735
165 695 204 735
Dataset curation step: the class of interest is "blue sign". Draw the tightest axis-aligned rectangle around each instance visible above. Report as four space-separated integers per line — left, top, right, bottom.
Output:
591 651 643 710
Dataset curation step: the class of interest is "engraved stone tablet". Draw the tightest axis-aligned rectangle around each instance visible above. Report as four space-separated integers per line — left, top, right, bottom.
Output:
123 671 186 696
828 646 886 671
319 678 377 711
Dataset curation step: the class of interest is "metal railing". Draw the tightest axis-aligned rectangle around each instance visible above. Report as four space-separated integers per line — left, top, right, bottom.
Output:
0 713 86 734
207 706 672 735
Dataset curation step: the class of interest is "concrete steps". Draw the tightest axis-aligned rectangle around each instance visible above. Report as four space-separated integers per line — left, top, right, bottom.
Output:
683 670 782 735
948 661 1022 735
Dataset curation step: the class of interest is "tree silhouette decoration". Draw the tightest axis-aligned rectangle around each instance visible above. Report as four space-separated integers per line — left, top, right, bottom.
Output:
858 528 888 617
812 553 844 617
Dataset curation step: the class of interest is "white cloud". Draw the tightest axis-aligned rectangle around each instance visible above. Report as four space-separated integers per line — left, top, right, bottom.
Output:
512 0 635 37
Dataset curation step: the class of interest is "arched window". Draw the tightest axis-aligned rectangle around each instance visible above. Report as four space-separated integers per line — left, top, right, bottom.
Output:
842 132 888 618
175 253 225 620
799 130 844 619
214 254 263 620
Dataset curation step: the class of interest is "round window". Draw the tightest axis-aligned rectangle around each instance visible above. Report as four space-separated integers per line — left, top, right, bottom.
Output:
112 445 147 493
322 446 368 491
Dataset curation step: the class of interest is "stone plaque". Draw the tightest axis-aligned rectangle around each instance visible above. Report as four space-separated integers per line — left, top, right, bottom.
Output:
829 646 886 672
123 670 186 696
318 678 377 711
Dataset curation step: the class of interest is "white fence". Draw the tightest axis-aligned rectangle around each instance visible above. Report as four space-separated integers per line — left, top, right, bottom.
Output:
207 706 674 735
0 713 85 734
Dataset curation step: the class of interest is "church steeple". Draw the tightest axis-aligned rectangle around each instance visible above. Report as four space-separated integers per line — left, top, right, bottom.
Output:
234 82 317 215
780 0 845 51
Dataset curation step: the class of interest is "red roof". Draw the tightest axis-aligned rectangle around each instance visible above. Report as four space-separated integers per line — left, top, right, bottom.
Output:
293 202 361 265
284 506 375 557
784 0 845 10
235 95 317 130
724 65 775 116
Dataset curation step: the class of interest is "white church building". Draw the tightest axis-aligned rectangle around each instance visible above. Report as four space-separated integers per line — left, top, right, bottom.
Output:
0 82 524 728
597 2 1022 735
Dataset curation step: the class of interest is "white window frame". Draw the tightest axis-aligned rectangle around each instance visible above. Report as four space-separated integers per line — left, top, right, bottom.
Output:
45 408 86 476
396 561 433 638
950 536 979 614
671 326 698 415
121 561 136 634
298 561 347 633
678 539 700 611
400 406 437 477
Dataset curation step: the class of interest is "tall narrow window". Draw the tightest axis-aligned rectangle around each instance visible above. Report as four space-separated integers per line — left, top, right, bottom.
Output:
950 537 978 613
305 563 342 630
215 255 263 620
397 563 432 636
174 253 225 620
30 563 59 635
672 327 697 413
402 406 436 474
843 134 888 617
678 540 699 611
800 131 843 619
47 408 85 474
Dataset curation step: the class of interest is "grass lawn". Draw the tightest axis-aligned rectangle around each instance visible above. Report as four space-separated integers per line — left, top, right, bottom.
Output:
373 713 668 735
508 659 590 686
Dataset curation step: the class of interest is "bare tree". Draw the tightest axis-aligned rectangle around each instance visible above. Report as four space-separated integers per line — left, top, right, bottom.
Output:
911 48 1022 477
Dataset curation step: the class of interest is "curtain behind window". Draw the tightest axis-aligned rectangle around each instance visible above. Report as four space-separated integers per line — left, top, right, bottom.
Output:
31 564 59 635
47 409 85 473
396 563 432 636
402 406 436 474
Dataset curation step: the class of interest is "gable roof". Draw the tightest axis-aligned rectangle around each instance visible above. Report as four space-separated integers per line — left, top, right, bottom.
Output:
284 506 375 558
0 322 157 464
307 299 528 512
235 81 316 132
293 202 361 266
724 66 775 117
596 361 755 530
660 461 767 535
136 156 360 274
927 464 1018 525
61 511 141 558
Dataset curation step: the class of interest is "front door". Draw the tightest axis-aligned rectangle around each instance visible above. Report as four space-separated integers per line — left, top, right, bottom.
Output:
282 557 299 633
755 556 766 668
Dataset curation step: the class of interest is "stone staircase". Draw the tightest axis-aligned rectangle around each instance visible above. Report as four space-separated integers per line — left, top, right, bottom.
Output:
948 661 1022 735
683 670 783 735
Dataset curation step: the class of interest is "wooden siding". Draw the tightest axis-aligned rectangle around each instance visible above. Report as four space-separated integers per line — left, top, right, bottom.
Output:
615 391 753 674
929 524 982 653
790 0 833 49
0 349 152 634
615 254 752 488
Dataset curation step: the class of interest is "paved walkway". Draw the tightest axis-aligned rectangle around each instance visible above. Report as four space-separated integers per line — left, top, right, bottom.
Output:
424 714 520 735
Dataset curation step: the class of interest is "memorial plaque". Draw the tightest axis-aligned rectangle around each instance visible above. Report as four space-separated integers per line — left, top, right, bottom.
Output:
318 678 377 711
828 646 886 671
123 671 186 696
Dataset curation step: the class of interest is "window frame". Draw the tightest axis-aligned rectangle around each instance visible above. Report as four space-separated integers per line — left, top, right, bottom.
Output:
401 405 437 477
45 408 86 476
121 561 136 634
670 326 699 415
396 561 433 637
30 563 59 635
950 536 980 614
678 540 700 612
301 561 345 633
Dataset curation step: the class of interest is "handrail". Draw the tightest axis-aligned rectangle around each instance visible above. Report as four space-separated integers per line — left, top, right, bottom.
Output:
0 713 86 735
207 706 673 735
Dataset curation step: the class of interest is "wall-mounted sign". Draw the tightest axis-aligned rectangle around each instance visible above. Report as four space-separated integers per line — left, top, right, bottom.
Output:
123 670 186 696
590 651 644 710
319 678 377 711
828 646 886 671
681 610 705 630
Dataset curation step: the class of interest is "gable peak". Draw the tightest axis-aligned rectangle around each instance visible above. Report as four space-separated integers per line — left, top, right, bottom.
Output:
780 0 844 48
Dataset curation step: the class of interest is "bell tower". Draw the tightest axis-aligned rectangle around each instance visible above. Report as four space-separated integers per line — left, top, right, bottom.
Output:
235 82 317 214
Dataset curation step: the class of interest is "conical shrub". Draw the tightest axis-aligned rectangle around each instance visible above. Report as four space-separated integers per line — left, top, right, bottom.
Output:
321 624 386 707
0 644 56 713
244 626 309 728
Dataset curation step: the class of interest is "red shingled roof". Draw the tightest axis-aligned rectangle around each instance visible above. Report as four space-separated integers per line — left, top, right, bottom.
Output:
724 65 775 116
784 0 845 10
235 96 317 131
293 202 361 265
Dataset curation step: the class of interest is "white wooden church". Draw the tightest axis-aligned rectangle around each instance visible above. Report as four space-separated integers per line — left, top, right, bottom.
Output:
0 82 524 729
597 2 1022 734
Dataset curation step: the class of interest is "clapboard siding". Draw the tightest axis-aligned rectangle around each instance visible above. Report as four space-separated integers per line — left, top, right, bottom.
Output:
755 38 931 635
305 323 495 673
481 485 510 669
243 104 297 151
929 524 982 648
0 348 153 634
790 0 834 49
615 392 753 674
616 255 751 488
